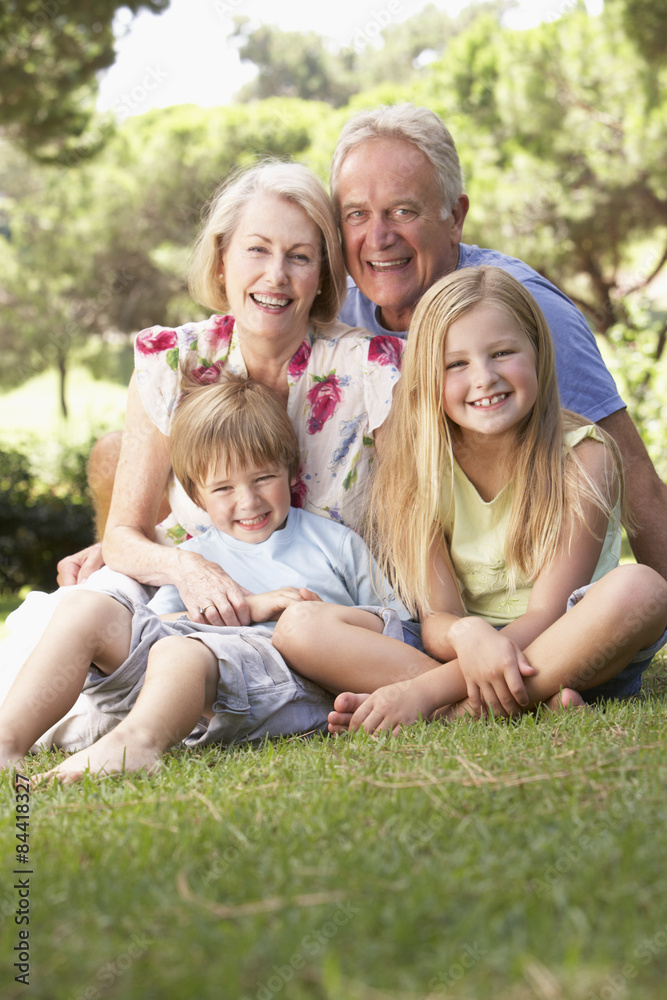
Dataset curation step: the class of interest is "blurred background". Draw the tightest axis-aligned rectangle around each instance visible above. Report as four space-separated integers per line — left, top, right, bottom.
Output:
1 0 665 598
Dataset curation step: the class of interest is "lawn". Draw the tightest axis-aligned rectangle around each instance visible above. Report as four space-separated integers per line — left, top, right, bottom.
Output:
0 365 126 448
1 659 666 1000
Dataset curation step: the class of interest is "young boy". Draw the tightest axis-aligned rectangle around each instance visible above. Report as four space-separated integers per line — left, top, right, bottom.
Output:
0 375 427 783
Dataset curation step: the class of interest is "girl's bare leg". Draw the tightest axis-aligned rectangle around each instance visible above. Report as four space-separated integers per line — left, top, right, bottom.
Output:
0 591 132 769
38 636 219 784
520 565 667 701
272 602 442 694
329 565 667 733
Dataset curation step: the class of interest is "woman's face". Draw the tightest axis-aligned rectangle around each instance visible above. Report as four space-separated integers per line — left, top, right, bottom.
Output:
221 192 323 349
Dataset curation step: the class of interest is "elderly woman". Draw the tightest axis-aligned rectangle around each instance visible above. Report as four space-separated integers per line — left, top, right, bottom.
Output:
102 160 402 624
0 160 404 749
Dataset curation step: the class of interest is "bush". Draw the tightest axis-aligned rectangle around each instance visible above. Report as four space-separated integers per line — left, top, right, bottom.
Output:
0 443 95 594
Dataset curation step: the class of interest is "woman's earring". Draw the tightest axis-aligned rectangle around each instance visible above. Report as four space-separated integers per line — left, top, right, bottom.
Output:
217 273 224 280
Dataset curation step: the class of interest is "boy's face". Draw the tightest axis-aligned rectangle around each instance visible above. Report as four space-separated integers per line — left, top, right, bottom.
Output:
199 458 292 544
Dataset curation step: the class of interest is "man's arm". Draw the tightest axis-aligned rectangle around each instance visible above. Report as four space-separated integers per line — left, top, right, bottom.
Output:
597 408 667 579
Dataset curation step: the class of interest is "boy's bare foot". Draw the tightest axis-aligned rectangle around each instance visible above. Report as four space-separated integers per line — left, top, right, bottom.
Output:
34 730 164 787
0 743 28 772
544 688 588 711
328 692 370 733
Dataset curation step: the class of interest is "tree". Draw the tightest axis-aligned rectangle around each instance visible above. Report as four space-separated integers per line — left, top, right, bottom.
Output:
415 6 667 336
614 0 667 64
0 98 329 413
232 2 512 107
0 0 170 161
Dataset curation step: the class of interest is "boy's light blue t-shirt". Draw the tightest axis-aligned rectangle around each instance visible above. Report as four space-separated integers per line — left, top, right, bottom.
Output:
147 506 409 625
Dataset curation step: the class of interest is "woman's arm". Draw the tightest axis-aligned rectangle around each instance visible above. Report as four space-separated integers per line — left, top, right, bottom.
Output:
102 373 251 626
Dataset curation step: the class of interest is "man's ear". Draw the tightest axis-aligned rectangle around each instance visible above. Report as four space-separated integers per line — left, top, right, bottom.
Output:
450 194 469 242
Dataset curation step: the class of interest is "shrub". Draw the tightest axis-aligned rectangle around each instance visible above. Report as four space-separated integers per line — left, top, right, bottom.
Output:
0 443 95 594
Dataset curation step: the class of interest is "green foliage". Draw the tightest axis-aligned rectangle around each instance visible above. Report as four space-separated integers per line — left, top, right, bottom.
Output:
413 5 667 340
232 2 512 106
0 98 326 409
615 0 667 64
603 304 667 478
0 441 94 594
0 1 170 162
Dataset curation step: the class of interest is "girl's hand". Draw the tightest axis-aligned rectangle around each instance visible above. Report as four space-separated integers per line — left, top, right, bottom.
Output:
175 550 252 627
449 617 536 717
247 587 322 623
333 683 433 736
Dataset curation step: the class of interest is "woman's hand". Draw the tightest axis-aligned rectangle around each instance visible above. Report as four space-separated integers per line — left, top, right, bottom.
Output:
175 550 253 627
449 617 536 718
247 587 322 623
56 543 106 586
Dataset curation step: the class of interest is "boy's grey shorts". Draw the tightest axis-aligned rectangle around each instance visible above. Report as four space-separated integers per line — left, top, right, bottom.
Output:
83 595 406 747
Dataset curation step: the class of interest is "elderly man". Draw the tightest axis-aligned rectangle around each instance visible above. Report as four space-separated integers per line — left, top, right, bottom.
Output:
331 103 667 579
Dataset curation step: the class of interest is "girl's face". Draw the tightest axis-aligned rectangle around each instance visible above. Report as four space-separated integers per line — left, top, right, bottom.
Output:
441 302 538 444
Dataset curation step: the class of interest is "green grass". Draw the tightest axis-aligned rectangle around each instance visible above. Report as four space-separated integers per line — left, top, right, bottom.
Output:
2 659 666 1000
0 366 126 447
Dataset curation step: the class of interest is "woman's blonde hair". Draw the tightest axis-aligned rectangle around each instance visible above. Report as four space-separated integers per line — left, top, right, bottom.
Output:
170 372 300 506
188 160 346 325
370 266 626 616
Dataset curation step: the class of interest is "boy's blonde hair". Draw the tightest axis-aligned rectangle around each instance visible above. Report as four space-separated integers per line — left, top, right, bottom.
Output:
369 266 626 616
170 373 300 506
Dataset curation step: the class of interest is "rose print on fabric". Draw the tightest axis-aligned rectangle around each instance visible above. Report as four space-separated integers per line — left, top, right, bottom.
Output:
368 334 405 369
306 372 350 434
290 471 308 508
288 341 312 381
189 360 227 385
208 314 235 350
136 328 178 355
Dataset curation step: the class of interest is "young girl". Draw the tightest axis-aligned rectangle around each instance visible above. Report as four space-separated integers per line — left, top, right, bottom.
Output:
273 266 667 733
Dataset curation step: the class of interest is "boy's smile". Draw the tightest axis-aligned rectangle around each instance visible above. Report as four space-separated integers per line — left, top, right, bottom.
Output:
199 459 292 544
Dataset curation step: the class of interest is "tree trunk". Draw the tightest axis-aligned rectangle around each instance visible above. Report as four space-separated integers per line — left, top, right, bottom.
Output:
58 354 68 419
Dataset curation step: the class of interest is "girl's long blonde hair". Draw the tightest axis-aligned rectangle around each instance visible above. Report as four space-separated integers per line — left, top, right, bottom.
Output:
369 266 627 617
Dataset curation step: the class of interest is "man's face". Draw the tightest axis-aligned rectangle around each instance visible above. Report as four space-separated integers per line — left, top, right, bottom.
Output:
336 138 468 332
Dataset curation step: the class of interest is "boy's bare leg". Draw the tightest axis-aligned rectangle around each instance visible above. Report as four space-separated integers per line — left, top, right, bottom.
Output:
0 591 132 769
38 636 219 784
273 602 443 694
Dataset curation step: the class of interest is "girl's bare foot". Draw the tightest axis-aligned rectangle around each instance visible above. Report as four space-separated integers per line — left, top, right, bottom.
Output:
544 687 588 711
34 730 164 787
328 692 370 733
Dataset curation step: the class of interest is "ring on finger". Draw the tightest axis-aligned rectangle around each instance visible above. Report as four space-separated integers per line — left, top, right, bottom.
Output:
199 604 215 615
